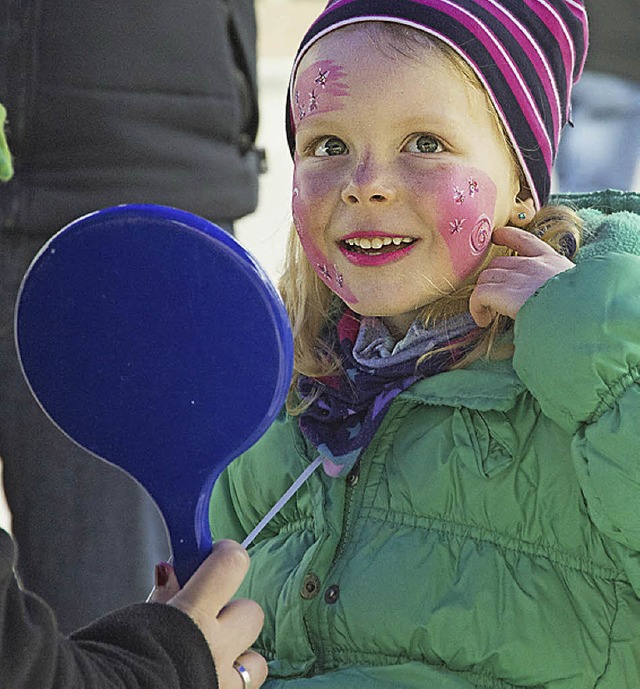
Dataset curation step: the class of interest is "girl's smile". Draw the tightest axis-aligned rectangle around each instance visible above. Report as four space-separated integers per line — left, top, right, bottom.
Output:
339 231 419 267
291 26 525 335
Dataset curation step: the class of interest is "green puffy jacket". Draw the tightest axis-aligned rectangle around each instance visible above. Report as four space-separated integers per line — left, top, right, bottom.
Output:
210 191 640 688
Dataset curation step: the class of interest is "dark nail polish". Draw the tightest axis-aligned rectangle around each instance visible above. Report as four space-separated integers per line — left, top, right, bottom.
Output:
155 563 170 587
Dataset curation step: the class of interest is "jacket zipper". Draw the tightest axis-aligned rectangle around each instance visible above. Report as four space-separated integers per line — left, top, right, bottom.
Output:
327 403 408 570
310 404 410 675
330 461 360 568
309 460 360 677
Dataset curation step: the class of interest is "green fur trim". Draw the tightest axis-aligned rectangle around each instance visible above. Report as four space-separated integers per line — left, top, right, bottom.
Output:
0 104 14 182
550 190 640 262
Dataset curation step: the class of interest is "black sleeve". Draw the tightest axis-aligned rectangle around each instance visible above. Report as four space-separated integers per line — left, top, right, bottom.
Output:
0 529 219 688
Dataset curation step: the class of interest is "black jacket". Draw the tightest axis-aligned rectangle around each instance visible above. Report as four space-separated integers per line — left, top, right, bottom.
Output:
0 529 219 688
0 0 261 235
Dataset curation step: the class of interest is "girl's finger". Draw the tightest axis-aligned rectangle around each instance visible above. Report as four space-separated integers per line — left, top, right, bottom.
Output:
491 225 555 256
474 266 512 285
468 285 496 328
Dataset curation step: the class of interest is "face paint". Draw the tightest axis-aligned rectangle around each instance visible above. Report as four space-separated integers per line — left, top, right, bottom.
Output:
432 167 497 280
292 165 358 304
290 27 519 332
292 162 497 306
291 59 350 130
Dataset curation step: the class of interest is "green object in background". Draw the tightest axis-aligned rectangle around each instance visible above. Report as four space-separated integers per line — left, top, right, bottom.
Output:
0 104 14 182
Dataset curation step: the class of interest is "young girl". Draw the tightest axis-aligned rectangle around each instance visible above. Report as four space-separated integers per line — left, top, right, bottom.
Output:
210 1 640 686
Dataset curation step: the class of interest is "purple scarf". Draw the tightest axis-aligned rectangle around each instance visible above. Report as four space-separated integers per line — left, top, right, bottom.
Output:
298 309 477 477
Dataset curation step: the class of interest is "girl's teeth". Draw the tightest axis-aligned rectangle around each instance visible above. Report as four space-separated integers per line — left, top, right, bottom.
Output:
345 236 414 249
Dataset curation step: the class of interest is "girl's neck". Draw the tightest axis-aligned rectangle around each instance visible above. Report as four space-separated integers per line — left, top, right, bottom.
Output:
381 312 421 341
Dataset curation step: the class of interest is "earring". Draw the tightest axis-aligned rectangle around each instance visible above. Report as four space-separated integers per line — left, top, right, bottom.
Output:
518 212 527 220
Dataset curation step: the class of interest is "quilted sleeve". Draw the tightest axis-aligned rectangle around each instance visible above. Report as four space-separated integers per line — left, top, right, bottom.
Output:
513 252 640 550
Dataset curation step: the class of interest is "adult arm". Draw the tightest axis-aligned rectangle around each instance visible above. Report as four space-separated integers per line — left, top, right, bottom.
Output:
0 531 266 688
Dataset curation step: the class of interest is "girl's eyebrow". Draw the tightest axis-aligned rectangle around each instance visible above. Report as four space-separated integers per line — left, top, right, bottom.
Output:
294 113 343 133
395 110 469 128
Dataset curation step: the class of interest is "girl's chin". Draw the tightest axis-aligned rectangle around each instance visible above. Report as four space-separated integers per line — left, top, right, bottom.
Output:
341 303 423 333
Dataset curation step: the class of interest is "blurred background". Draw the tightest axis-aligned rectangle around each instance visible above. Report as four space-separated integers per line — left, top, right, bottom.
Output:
235 0 324 281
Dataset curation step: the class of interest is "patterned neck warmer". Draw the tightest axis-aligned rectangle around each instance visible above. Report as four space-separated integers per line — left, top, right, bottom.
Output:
298 309 477 477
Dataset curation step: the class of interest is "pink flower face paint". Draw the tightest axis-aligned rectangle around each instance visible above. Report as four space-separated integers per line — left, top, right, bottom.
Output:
433 167 498 280
292 59 350 130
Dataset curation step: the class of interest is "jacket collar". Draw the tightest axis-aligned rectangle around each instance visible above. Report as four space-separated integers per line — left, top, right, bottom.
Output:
399 354 525 412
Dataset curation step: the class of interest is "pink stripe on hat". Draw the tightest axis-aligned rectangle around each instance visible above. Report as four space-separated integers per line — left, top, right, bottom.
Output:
522 0 577 121
475 0 562 144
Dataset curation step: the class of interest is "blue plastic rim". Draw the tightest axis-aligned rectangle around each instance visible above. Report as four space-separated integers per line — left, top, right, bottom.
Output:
15 204 294 581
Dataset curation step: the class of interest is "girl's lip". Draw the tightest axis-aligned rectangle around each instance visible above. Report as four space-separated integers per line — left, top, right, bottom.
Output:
338 240 418 267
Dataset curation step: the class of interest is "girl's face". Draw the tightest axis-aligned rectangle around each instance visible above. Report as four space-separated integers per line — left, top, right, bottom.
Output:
291 26 525 336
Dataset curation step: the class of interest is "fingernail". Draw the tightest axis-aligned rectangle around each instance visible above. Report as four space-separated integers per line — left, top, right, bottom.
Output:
558 232 577 258
155 562 171 587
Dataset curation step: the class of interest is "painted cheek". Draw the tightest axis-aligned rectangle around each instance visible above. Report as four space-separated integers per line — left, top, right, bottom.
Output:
292 167 358 304
290 57 352 300
432 168 498 280
291 59 349 129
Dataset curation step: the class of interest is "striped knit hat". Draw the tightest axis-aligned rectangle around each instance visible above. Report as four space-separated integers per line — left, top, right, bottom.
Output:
286 0 588 209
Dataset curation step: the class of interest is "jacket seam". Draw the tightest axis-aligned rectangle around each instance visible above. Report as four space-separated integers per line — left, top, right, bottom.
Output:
593 580 620 687
281 517 314 535
360 402 415 527
270 518 314 538
400 390 522 409
327 649 535 688
37 82 240 102
365 508 621 581
587 364 640 425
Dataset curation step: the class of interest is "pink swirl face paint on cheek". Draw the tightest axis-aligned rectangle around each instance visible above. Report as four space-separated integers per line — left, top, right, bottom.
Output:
434 168 498 280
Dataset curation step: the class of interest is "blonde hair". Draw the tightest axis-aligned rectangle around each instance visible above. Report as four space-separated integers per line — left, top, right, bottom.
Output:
281 21 582 412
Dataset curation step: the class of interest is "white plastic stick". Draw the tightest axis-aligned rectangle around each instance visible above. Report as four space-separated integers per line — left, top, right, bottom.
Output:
241 455 323 548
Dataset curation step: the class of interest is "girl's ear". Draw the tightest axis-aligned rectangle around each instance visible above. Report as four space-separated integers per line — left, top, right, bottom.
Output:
509 193 536 228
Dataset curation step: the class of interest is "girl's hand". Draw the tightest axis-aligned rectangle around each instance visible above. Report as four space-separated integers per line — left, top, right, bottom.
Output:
469 225 575 328
151 540 268 689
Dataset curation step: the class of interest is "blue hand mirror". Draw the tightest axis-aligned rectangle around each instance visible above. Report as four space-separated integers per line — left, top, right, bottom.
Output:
15 204 293 583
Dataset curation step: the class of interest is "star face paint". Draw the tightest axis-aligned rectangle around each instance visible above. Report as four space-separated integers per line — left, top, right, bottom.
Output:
292 59 350 129
434 168 497 280
291 56 358 303
291 25 521 335
292 164 357 304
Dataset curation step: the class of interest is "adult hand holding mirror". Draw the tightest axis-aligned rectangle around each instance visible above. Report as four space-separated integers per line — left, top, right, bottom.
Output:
15 204 293 584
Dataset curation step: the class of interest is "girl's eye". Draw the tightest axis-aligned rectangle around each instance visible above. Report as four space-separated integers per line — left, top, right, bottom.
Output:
313 136 348 157
405 134 444 154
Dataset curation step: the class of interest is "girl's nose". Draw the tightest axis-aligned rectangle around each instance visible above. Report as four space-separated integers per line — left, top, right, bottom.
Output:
341 156 397 205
